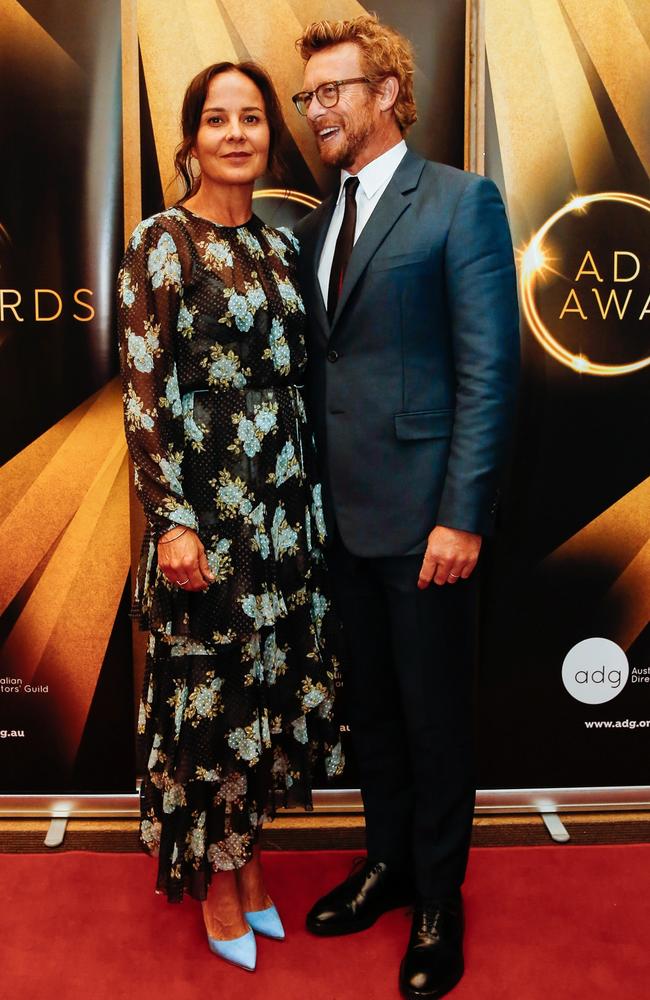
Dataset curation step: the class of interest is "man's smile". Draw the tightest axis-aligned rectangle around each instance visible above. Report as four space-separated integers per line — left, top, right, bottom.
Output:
315 124 342 142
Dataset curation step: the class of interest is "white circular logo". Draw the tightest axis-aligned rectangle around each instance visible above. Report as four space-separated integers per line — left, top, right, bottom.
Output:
562 637 629 704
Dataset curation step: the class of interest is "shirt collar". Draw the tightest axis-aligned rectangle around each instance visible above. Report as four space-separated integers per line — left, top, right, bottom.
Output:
336 139 407 205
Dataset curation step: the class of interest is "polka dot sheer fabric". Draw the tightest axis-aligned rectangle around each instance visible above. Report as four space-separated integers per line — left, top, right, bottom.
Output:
118 207 343 901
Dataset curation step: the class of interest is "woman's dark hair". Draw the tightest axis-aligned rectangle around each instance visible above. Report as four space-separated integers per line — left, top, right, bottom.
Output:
174 61 287 201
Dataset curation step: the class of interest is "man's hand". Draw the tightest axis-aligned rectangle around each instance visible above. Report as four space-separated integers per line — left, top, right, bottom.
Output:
417 525 482 589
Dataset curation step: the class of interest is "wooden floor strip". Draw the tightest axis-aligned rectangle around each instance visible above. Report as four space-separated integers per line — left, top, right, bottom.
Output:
1 812 648 853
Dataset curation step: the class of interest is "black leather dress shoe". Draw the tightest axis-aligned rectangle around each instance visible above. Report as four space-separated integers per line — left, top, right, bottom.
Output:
399 897 464 999
306 859 413 936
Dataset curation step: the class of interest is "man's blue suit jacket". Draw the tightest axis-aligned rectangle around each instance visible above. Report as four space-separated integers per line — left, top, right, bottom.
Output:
294 149 520 557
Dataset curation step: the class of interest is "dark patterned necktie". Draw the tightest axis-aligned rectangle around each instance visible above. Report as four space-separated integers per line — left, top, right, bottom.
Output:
327 175 360 324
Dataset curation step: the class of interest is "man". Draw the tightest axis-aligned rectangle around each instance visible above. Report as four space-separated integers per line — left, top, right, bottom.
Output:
292 15 519 1000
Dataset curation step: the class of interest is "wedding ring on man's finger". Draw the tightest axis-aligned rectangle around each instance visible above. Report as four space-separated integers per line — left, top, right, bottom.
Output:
448 572 460 579
178 578 190 586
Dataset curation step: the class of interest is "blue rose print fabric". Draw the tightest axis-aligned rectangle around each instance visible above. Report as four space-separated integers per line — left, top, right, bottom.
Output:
118 207 344 902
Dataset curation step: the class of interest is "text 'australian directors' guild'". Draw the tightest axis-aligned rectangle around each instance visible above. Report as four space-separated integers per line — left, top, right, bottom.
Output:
0 677 48 693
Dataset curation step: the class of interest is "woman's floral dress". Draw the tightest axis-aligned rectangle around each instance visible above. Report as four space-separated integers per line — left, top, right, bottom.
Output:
118 206 343 902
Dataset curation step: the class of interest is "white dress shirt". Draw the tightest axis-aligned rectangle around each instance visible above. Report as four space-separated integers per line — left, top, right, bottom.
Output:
317 139 407 304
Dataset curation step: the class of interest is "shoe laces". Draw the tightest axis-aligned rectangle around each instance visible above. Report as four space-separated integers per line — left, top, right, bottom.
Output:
416 905 443 941
349 857 386 880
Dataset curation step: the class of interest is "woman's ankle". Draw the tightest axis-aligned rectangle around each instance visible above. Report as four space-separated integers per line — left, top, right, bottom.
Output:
236 852 272 912
202 905 249 940
202 871 249 939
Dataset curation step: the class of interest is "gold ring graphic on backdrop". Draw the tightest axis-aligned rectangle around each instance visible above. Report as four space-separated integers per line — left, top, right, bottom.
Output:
519 192 650 378
253 188 321 211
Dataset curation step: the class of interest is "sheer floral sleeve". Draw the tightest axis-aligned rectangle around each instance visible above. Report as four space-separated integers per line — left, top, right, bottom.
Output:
117 216 199 538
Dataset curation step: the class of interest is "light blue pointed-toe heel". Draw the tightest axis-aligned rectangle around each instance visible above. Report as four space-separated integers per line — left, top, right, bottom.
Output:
207 925 257 971
244 903 285 941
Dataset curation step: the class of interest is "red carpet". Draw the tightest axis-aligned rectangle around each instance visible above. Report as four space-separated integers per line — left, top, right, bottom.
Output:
3 845 648 999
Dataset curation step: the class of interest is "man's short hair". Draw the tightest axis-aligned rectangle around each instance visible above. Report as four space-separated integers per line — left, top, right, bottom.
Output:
297 13 417 135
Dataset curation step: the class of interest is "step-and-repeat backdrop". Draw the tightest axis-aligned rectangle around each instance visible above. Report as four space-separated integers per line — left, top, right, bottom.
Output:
478 0 650 792
1 0 647 802
0 0 135 793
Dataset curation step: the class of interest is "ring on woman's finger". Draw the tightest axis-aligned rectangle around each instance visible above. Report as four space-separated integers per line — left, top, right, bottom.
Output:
177 578 190 586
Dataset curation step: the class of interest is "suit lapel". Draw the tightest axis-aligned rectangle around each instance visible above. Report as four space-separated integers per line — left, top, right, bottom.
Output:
330 149 426 334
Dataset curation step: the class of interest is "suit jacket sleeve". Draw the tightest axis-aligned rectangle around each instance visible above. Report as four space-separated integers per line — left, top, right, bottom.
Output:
436 175 520 536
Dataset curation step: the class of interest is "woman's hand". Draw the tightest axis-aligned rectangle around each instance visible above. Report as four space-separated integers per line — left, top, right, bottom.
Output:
157 527 215 591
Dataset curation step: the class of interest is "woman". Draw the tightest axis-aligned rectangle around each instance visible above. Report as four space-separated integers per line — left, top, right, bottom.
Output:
117 62 343 971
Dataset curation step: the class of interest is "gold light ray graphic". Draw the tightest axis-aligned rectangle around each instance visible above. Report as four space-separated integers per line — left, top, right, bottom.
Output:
285 0 366 21
561 0 650 173
486 0 577 244
594 538 650 651
0 379 125 615
543 476 650 574
121 0 141 239
32 456 131 763
0 1 83 78
541 477 650 652
0 378 131 765
137 0 239 205
0 391 96 524
188 0 242 69
0 436 126 688
624 0 650 44
527 0 618 190
519 191 650 376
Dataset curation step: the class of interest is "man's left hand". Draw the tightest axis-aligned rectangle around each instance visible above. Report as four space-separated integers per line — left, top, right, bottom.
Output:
418 525 482 589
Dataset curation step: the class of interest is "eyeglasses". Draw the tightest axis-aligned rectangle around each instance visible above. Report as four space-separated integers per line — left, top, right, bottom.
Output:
291 77 370 116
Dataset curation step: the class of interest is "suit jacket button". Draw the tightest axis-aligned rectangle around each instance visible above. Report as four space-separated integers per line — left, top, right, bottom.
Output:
327 349 339 363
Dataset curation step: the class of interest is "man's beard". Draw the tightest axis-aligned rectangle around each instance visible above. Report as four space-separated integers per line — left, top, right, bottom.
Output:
317 102 375 169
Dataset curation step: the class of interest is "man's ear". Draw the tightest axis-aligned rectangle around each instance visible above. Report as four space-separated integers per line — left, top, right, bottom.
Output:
378 75 399 113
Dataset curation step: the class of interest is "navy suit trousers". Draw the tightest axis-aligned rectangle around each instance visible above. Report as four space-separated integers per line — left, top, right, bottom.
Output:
327 529 477 899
